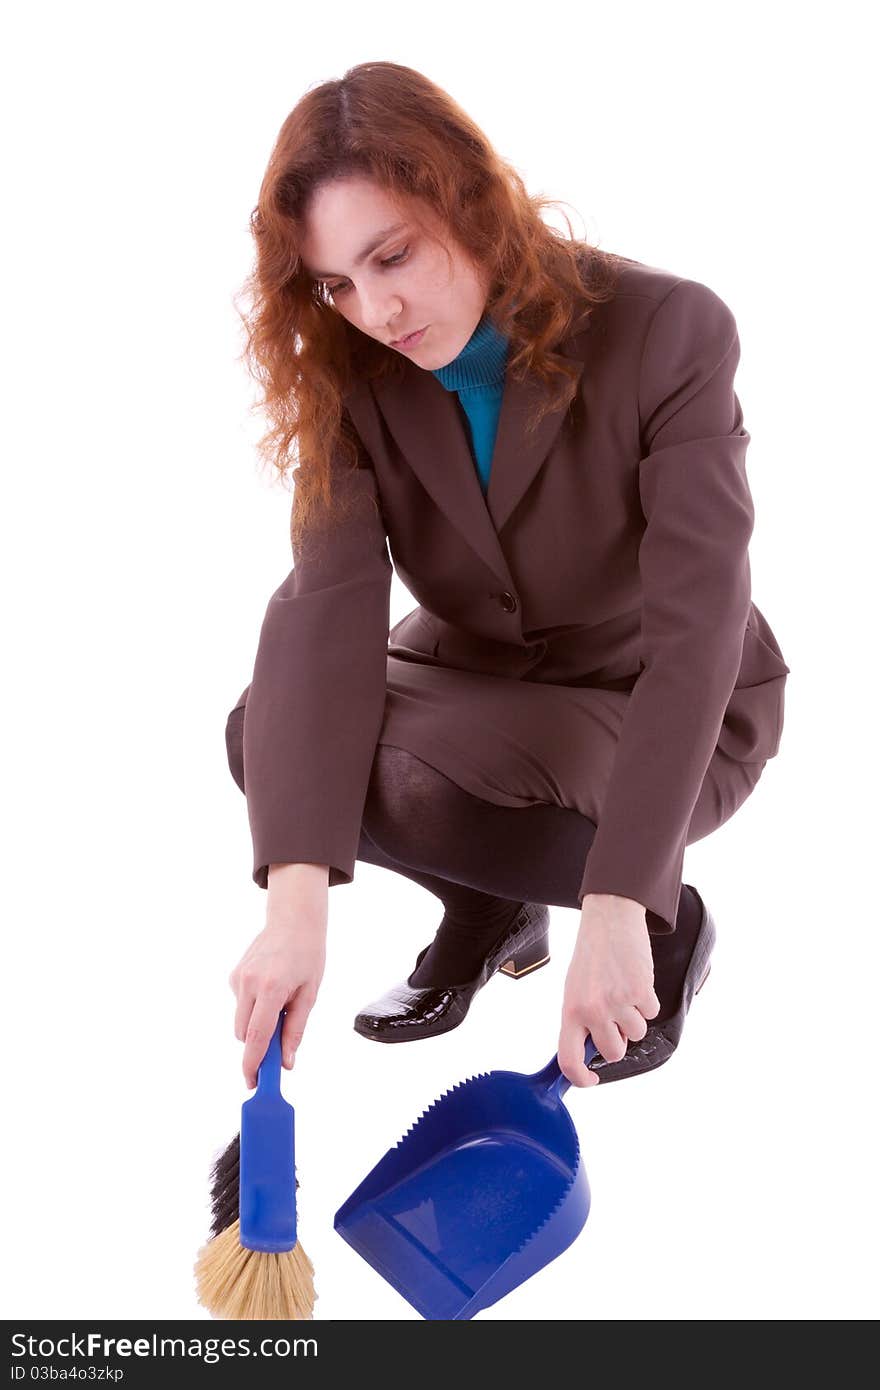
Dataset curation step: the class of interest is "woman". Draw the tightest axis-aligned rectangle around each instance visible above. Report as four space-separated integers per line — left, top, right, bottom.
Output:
225 61 790 1094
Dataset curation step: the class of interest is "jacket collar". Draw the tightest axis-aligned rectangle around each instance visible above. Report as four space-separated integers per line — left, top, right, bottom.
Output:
365 322 589 584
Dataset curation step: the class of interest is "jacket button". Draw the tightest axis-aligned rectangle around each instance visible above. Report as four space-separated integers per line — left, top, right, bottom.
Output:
499 591 518 612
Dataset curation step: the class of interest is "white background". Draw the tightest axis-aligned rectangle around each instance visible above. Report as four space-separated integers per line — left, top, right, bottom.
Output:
4 0 877 1323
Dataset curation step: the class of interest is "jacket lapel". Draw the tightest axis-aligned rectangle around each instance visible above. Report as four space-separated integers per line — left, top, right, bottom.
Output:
486 348 586 533
368 329 587 585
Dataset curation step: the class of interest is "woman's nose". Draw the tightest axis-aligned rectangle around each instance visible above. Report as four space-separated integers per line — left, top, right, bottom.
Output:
361 292 403 338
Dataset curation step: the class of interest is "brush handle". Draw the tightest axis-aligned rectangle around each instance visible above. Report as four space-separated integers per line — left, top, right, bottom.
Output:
535 1038 600 1103
255 1013 284 1097
239 1009 297 1253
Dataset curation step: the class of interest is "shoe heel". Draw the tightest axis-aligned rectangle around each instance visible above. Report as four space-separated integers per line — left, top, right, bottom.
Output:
498 930 550 980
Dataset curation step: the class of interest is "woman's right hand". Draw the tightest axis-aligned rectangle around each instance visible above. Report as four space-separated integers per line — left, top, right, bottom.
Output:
229 865 329 1088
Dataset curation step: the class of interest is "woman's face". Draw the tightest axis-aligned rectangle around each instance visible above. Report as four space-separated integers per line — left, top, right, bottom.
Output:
299 175 490 368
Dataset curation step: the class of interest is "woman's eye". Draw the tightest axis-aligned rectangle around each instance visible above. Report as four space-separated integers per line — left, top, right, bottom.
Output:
326 247 409 296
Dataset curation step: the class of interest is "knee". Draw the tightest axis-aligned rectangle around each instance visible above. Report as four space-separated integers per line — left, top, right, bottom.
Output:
225 701 246 795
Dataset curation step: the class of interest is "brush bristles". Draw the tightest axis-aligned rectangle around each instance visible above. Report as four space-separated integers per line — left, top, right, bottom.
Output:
194 1219 316 1320
207 1133 242 1237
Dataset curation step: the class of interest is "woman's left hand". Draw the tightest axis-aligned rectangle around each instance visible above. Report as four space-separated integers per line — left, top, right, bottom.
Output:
557 893 660 1087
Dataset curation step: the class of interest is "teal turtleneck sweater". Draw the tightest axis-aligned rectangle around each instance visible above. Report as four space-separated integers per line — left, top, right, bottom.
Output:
431 313 510 496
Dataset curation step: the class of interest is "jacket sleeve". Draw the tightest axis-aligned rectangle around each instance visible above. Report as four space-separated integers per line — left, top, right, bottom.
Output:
578 278 755 932
242 412 392 890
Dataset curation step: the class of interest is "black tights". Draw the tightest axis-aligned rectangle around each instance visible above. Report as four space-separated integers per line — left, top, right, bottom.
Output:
356 745 703 1018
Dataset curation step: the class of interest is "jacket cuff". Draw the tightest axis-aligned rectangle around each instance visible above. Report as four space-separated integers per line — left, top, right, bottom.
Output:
578 852 684 934
252 849 355 892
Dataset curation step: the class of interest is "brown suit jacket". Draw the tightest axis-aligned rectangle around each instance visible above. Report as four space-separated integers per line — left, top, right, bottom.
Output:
233 255 790 929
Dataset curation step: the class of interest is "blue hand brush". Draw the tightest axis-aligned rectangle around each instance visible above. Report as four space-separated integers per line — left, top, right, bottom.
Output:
194 1011 316 1319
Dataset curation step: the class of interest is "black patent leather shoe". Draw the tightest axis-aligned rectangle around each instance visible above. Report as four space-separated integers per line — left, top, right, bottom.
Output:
587 885 717 1083
353 902 551 1043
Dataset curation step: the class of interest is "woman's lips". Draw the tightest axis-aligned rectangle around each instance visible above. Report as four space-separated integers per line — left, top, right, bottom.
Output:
392 325 428 350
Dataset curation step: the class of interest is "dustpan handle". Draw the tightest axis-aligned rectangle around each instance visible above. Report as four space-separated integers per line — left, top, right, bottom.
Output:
538 1038 600 1103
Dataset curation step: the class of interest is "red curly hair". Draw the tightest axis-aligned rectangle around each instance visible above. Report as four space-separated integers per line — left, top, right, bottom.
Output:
233 60 624 552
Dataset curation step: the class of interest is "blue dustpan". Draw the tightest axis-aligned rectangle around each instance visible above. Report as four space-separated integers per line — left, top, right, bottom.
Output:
334 1039 599 1320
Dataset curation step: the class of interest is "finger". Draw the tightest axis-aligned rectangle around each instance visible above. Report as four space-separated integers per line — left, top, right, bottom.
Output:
639 986 661 1020
280 986 318 1067
557 1015 600 1088
586 1016 628 1066
234 987 256 1045
616 1004 648 1043
242 993 286 1088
